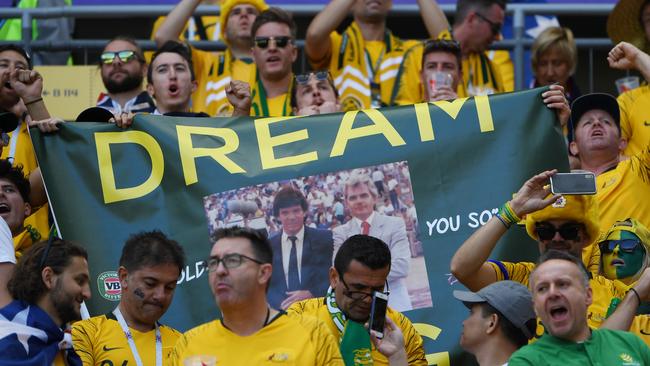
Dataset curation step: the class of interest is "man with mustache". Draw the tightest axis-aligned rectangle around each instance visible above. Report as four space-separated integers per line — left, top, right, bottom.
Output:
72 231 185 365
0 239 90 365
97 37 156 115
568 93 650 236
509 250 650 365
170 227 342 364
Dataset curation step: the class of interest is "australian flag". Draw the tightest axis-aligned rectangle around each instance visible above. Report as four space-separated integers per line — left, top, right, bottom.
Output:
0 300 81 366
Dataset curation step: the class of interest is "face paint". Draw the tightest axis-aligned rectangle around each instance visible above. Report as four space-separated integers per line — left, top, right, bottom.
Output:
134 287 146 299
602 231 645 284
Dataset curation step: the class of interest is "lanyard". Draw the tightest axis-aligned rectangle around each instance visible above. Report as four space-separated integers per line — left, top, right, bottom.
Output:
364 47 385 84
255 75 289 117
113 307 162 366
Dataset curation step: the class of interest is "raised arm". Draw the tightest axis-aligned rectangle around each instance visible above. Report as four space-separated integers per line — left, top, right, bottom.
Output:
601 268 650 331
154 0 203 47
416 0 449 39
608 42 650 83
305 0 354 65
450 170 560 291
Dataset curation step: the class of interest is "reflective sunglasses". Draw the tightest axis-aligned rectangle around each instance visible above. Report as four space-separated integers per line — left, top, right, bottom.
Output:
295 70 330 85
204 253 263 272
100 50 140 64
600 239 641 254
535 223 582 241
475 12 502 35
254 36 292 49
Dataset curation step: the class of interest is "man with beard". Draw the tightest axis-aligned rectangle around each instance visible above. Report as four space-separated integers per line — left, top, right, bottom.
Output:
72 231 185 365
450 170 650 337
509 250 650 365
170 227 342 364
0 239 90 365
97 37 156 115
305 0 446 111
288 235 426 365
155 0 268 116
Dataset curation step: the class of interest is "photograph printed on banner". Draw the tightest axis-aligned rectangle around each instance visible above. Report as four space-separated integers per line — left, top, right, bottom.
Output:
202 161 432 311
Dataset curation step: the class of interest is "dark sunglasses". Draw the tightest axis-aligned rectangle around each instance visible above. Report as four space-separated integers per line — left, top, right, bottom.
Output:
475 12 502 35
295 71 330 85
254 36 292 49
600 239 641 254
535 223 582 241
100 50 140 64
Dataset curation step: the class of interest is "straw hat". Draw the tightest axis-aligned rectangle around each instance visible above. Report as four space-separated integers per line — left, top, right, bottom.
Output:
607 0 650 53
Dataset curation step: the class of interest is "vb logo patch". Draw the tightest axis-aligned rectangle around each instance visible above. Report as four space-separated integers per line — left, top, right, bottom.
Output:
97 271 121 301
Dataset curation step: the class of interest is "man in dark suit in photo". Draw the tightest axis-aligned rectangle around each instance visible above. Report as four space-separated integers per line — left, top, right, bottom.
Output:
268 186 333 310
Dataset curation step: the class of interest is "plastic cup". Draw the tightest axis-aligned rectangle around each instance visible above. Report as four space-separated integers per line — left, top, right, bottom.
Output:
427 72 453 95
615 76 640 94
183 355 217 366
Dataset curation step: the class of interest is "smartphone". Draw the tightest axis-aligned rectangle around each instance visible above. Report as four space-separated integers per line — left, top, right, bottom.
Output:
369 291 389 339
550 172 597 195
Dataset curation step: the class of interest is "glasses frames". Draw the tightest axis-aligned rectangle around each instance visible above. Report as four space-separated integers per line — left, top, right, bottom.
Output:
295 71 330 85
204 253 263 272
254 36 293 49
475 12 502 35
535 223 583 241
600 239 641 254
100 50 141 64
339 276 389 301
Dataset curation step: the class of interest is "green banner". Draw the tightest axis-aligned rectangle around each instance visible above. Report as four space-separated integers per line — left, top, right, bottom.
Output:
32 87 568 365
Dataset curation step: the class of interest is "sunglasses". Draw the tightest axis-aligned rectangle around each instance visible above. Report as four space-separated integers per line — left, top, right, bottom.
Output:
600 239 641 254
254 36 292 49
100 50 140 64
535 223 582 241
295 71 330 85
475 12 502 35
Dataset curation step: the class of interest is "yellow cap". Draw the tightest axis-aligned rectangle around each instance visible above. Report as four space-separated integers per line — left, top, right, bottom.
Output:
525 194 600 246
598 218 650 251
219 0 269 43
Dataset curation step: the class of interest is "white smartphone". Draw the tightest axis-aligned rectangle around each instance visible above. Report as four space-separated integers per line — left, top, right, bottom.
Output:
550 172 597 195
369 291 389 339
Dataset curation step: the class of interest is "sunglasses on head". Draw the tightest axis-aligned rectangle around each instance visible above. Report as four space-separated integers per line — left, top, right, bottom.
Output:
254 36 292 49
475 12 502 35
535 223 582 241
295 71 330 85
600 239 641 254
100 50 140 64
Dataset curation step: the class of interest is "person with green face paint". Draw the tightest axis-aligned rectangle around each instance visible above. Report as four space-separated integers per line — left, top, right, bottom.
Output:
599 219 650 286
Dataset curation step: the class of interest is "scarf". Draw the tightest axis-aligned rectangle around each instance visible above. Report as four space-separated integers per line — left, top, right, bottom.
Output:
326 286 373 365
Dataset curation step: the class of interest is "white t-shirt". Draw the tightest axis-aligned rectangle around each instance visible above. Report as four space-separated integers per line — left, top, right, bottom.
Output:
0 217 15 264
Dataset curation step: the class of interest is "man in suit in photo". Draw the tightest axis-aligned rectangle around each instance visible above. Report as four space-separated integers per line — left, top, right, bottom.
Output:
333 172 413 311
268 186 333 310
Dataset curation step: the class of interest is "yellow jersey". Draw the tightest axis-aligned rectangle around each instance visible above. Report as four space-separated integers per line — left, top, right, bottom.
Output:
310 22 420 111
170 312 343 365
287 297 427 366
72 313 180 366
596 149 650 236
618 85 650 157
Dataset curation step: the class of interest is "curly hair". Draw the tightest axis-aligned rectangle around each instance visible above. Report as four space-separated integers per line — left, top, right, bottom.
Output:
8 239 88 304
0 159 30 203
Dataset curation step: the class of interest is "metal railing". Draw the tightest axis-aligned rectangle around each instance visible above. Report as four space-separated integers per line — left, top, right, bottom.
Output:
0 3 614 90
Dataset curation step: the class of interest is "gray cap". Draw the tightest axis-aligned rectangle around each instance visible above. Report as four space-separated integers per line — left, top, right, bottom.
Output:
453 281 536 339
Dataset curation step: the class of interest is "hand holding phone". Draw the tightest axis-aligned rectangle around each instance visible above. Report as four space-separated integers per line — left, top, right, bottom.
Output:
369 291 389 339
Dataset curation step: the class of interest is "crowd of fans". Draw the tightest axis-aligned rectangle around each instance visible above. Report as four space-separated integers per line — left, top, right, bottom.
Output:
0 0 650 364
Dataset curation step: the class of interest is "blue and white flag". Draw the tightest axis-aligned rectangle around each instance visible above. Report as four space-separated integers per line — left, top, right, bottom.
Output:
0 300 81 366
